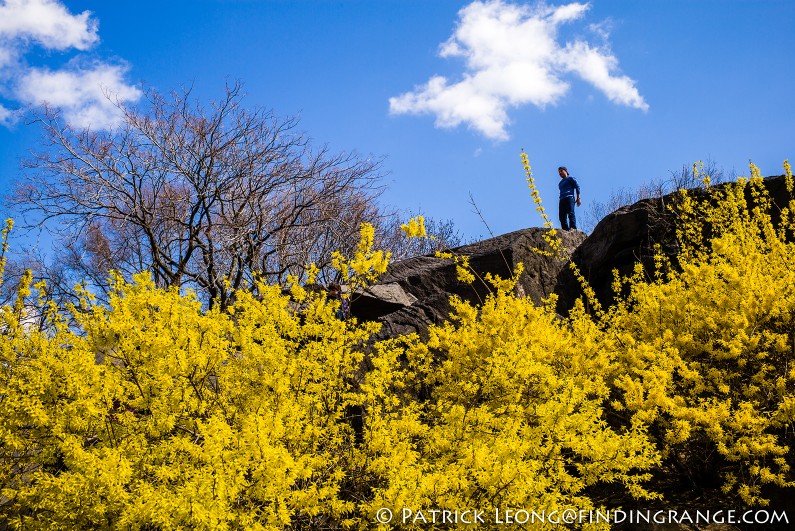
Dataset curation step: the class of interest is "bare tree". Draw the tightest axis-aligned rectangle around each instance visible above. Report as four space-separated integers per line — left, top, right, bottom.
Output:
665 158 728 191
580 158 730 234
580 185 655 235
378 215 465 260
10 83 387 308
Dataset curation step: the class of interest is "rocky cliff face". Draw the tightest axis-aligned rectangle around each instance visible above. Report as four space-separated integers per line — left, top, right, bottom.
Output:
351 228 586 339
355 174 790 337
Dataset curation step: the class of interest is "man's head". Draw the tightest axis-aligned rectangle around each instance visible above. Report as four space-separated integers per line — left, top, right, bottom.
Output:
558 166 568 178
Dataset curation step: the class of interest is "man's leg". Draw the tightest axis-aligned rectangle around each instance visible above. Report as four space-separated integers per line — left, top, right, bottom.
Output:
559 198 570 230
568 196 577 230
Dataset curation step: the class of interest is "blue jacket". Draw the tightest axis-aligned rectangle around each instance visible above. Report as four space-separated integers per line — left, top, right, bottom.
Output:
558 176 581 199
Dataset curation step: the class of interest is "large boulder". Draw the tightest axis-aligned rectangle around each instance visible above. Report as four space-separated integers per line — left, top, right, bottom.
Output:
351 228 586 339
553 195 675 315
355 175 792 336
553 174 791 315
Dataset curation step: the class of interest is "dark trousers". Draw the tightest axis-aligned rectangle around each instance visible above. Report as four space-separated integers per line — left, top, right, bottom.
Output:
559 196 576 230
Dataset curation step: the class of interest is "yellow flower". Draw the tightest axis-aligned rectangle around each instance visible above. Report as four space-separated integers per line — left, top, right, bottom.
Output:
400 215 428 238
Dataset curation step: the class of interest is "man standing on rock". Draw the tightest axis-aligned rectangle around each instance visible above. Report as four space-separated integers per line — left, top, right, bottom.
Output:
557 166 581 231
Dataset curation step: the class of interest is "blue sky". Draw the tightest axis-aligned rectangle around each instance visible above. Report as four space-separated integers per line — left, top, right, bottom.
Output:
0 0 793 240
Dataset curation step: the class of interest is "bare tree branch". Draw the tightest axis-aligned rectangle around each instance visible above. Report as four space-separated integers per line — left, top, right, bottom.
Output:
9 82 389 308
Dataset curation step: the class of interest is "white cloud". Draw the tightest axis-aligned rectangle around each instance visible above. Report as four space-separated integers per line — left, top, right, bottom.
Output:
17 63 141 129
0 46 13 69
588 19 614 43
0 0 97 66
558 40 648 110
389 0 648 140
0 103 14 125
0 0 139 129
549 1 589 23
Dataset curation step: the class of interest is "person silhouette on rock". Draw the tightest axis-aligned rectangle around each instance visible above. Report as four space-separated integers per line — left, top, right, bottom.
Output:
557 166 581 231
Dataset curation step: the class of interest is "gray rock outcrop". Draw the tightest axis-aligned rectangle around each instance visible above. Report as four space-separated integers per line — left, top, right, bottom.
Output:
353 174 791 337
351 227 586 339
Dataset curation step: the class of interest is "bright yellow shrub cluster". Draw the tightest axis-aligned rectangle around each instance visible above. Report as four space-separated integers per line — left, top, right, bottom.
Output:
331 223 390 296
0 267 381 529
0 218 661 529
1 158 794 528
400 216 429 239
362 278 659 530
604 163 795 505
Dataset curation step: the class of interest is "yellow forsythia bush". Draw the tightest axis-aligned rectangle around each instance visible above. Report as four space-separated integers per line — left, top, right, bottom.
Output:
362 279 659 529
604 163 795 506
0 224 381 529
0 159 794 529
0 219 659 530
0 270 377 529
